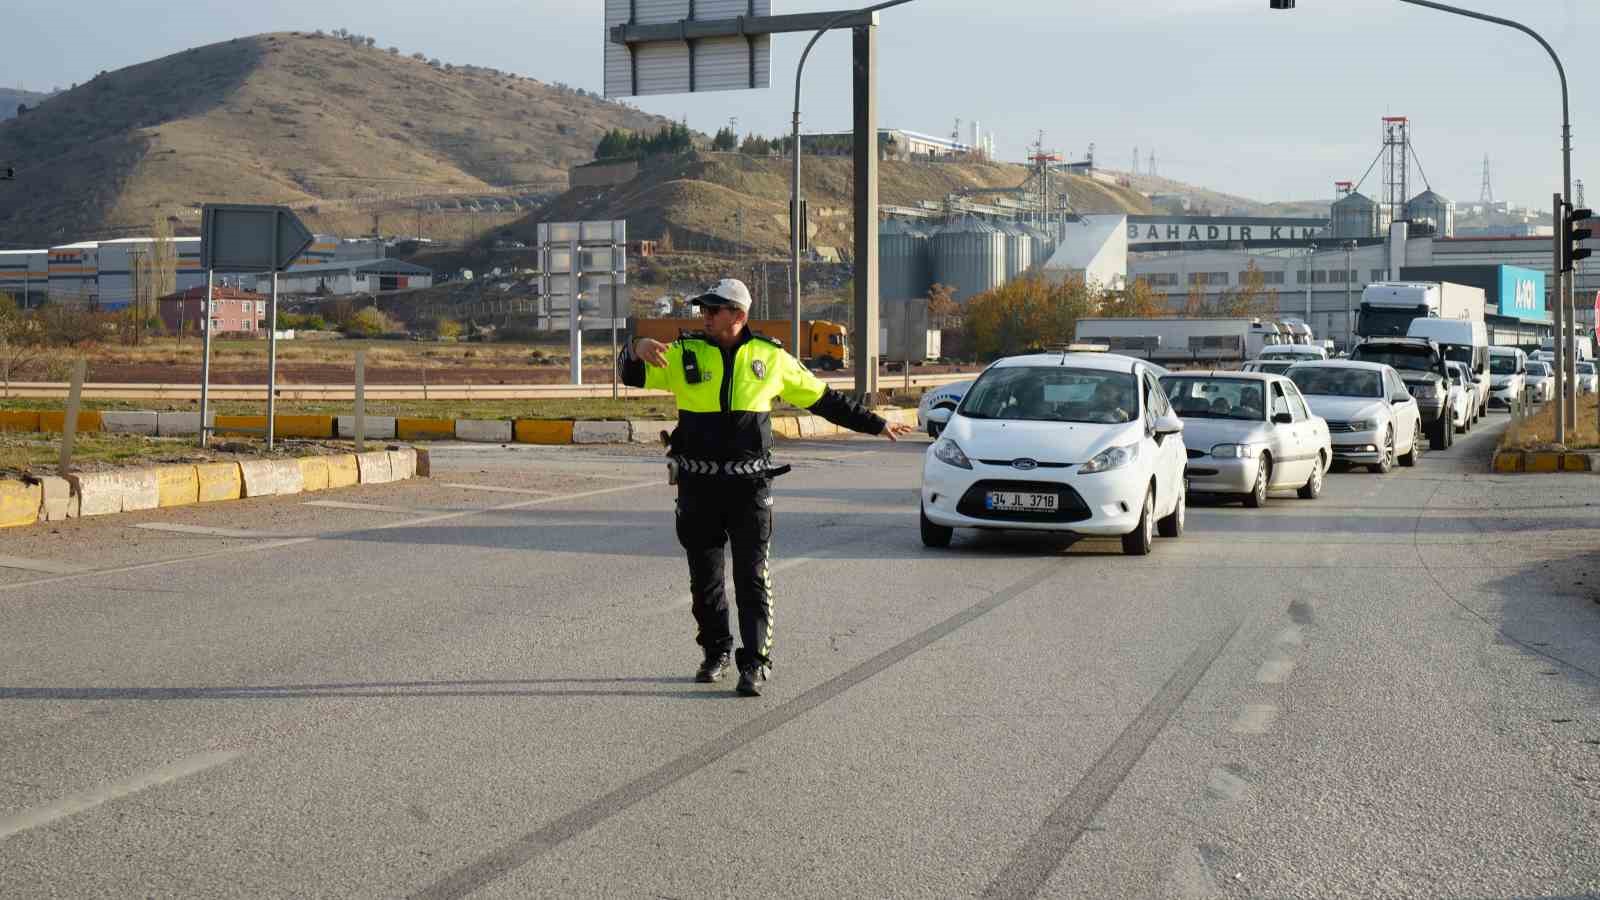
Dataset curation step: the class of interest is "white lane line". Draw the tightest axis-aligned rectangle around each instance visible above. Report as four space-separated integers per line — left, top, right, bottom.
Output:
1256 657 1296 684
1205 767 1253 801
133 524 277 539
0 750 241 842
1 481 659 594
1275 626 1304 647
304 500 421 514
439 483 554 496
572 472 658 483
0 555 87 575
1229 704 1279 735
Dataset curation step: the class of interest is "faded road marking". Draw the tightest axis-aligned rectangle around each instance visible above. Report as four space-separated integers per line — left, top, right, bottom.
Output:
1275 626 1304 647
1229 704 1279 735
0 750 240 842
304 500 421 514
1205 766 1252 801
132 523 276 538
439 483 554 496
1256 656 1295 684
0 555 87 575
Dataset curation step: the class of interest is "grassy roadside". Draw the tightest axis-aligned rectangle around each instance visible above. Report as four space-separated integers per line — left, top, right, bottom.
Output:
1498 401 1600 451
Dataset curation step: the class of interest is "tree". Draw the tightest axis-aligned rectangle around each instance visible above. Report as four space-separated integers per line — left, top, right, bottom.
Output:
1098 277 1171 318
436 318 463 339
131 217 178 345
388 46 400 55
965 276 1096 359
343 306 401 337
1213 261 1278 318
0 295 44 397
711 126 738 152
926 283 961 328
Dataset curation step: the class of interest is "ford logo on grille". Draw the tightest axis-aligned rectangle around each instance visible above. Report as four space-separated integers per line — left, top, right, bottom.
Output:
1011 458 1038 471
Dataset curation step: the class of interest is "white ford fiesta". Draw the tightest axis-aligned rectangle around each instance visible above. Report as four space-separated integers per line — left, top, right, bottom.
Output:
920 352 1188 556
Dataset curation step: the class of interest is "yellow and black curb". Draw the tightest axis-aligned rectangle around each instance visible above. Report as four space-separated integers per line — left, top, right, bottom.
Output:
1491 449 1598 474
0 448 429 530
0 409 918 445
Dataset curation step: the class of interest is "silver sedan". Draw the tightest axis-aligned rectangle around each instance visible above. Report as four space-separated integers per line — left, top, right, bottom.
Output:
1162 371 1332 507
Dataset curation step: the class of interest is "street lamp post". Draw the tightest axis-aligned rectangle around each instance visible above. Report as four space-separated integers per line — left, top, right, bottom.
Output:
791 0 920 357
1270 0 1576 441
1304 243 1316 322
1344 240 1356 350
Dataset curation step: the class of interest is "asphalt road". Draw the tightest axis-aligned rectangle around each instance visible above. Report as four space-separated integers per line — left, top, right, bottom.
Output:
1 413 1598 898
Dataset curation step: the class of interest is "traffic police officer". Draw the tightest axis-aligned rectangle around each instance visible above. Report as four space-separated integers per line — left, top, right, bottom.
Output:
619 278 912 696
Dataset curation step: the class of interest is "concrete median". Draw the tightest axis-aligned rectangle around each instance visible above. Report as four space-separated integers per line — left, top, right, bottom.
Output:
238 459 305 498
573 421 631 444
0 480 43 528
356 450 394 484
455 419 513 443
101 411 159 435
155 465 200 508
70 469 159 516
336 416 397 440
196 463 243 502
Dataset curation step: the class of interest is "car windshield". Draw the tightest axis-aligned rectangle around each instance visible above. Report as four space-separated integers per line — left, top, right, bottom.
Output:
1441 345 1476 365
959 366 1139 424
1163 377 1267 421
1527 362 1550 376
1264 350 1323 361
1352 346 1435 372
1288 366 1382 398
1580 363 1596 374
1489 355 1519 375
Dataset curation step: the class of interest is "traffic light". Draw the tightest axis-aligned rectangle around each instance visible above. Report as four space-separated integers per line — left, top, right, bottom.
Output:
1562 200 1593 272
1268 0 1296 8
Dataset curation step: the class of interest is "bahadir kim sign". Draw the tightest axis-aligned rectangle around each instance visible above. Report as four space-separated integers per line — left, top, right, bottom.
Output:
1127 216 1328 248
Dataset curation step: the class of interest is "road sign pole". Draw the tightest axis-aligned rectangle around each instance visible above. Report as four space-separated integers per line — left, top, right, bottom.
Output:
852 22 880 402
267 272 278 450
199 269 214 448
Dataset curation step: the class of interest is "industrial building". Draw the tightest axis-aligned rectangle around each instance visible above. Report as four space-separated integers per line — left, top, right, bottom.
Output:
249 258 434 297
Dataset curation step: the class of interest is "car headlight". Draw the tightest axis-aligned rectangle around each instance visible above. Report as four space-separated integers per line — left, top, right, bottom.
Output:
1209 443 1260 459
1079 442 1140 474
931 437 972 470
1348 419 1376 432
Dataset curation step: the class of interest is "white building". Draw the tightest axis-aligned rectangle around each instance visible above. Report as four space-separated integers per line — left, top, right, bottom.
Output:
254 258 434 296
1040 214 1128 290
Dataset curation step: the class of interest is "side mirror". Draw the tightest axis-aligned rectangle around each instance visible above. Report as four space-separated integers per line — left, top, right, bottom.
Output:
1391 394 1412 404
1153 413 1184 436
926 406 954 426
1272 412 1293 424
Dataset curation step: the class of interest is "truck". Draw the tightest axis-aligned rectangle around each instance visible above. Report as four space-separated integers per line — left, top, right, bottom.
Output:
1356 281 1485 339
1073 317 1288 365
627 317 850 369
881 296 941 365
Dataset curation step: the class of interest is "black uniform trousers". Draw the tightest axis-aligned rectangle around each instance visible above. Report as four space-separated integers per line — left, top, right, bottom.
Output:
674 475 774 671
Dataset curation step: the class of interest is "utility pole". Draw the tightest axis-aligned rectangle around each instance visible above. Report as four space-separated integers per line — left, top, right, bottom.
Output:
1343 241 1356 349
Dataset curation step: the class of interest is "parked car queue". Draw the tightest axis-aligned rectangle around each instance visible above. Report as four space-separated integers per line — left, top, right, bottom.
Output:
917 351 1502 556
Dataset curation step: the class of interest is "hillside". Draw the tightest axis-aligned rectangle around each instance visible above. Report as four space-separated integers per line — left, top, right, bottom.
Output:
0 88 52 121
0 32 679 244
514 151 1155 257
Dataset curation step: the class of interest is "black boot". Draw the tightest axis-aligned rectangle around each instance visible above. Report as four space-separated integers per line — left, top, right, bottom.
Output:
736 663 770 697
695 650 732 683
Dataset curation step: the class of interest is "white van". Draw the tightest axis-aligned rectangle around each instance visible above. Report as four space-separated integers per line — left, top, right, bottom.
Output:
1258 344 1329 362
1407 317 1489 420
1487 346 1528 409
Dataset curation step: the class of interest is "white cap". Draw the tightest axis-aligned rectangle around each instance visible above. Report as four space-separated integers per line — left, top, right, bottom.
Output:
693 278 752 313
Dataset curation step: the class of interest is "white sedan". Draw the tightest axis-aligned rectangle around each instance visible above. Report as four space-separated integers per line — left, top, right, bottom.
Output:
1578 361 1598 394
1285 360 1422 475
920 353 1187 556
917 379 974 438
1162 372 1330 506
1525 361 1554 403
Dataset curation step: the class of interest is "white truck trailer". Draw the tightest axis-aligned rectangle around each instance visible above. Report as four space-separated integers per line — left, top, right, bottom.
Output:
1356 281 1486 339
1073 317 1287 365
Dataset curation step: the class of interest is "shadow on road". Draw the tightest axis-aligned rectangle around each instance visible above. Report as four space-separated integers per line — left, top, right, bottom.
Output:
1477 550 1600 693
0 676 735 702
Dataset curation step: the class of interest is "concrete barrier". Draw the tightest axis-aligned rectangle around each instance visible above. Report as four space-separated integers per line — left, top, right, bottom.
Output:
275 415 335 439
573 421 631 444
388 448 417 481
0 480 42 528
37 475 77 521
1492 451 1524 473
70 469 159 516
238 459 305 498
1525 452 1561 474
214 415 267 436
298 457 331 492
157 411 215 436
40 411 103 433
628 420 675 444
770 417 801 439
0 411 42 432
514 420 574 444
455 419 513 443
336 415 397 440
356 450 395 484
326 454 360 488
397 418 455 440
1563 453 1593 472
101 411 159 435
196 463 243 502
155 465 200 508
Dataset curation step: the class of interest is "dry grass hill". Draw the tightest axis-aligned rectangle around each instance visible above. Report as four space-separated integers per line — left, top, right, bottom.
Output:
0 88 52 121
514 151 1155 257
0 32 679 245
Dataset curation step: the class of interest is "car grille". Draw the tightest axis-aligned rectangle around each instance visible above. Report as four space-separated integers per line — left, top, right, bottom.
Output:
976 459 1072 468
1325 421 1361 433
955 480 1092 523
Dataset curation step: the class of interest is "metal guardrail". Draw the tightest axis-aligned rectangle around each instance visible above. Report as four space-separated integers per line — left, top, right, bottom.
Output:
1 372 976 402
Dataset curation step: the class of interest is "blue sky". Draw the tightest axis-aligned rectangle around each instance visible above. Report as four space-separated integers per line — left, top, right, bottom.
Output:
7 0 1594 208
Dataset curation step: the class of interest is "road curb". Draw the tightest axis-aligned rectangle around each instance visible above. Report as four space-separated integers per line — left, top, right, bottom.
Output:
1492 449 1596 474
0 447 430 530
5 407 919 448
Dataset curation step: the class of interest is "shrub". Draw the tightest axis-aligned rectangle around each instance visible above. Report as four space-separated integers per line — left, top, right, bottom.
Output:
342 306 401 337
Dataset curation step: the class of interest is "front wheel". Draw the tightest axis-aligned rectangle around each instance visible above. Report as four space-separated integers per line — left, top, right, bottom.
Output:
1121 488 1155 556
1297 454 1325 500
1242 454 1270 508
1157 482 1185 538
920 504 953 548
1370 430 1395 474
1401 421 1422 466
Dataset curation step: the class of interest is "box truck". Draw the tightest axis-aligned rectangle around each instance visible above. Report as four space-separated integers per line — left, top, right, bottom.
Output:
1356 281 1485 339
1073 317 1288 364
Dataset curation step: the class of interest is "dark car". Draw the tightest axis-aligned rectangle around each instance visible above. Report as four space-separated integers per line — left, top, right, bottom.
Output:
1349 337 1455 450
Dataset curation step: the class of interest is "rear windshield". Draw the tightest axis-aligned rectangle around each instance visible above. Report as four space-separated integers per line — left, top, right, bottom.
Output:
1162 377 1267 421
1526 362 1550 376
1351 345 1435 373
1288 367 1382 398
